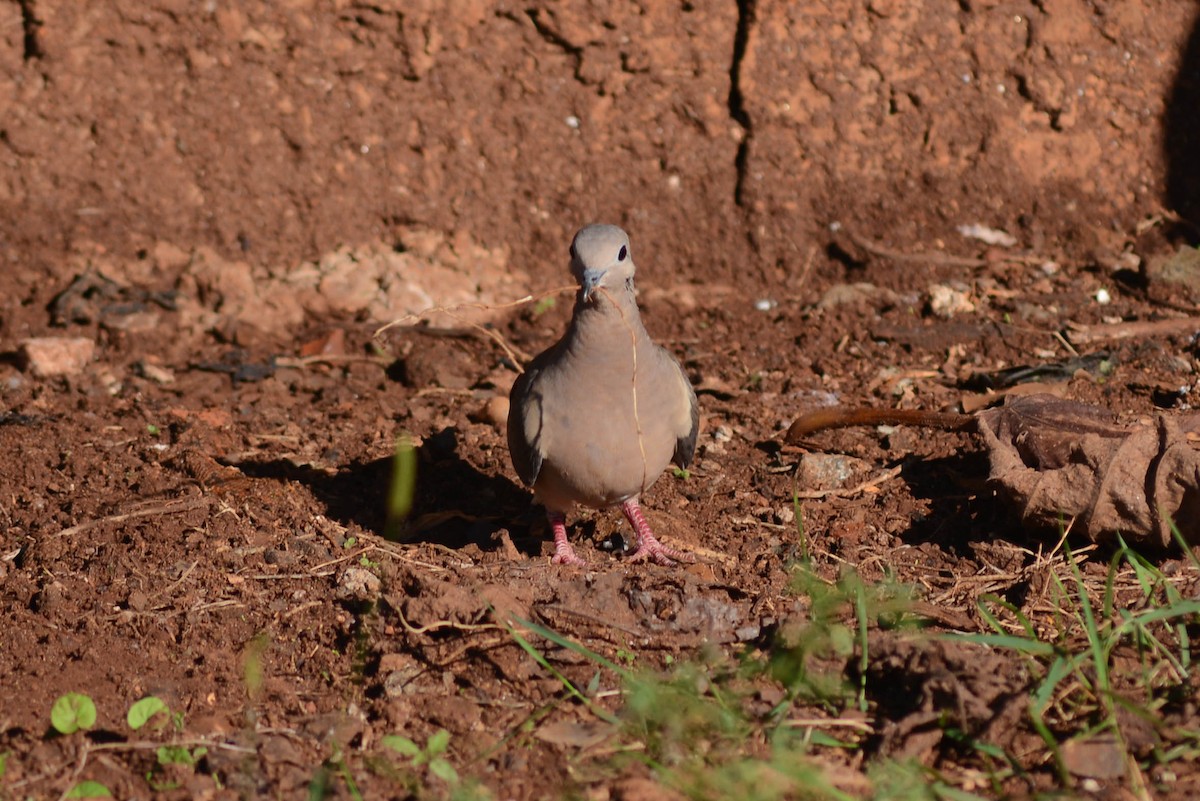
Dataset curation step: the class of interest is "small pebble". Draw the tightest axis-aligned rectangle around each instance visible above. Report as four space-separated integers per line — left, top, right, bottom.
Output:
469 395 509 429
335 567 381 602
136 361 176 385
927 283 975 318
18 337 95 378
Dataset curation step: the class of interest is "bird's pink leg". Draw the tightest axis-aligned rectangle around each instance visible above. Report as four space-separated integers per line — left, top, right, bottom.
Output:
548 510 587 566
621 498 694 566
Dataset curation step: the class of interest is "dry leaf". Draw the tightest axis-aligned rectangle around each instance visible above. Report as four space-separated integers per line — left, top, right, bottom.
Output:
1060 735 1127 779
977 394 1200 547
533 719 615 748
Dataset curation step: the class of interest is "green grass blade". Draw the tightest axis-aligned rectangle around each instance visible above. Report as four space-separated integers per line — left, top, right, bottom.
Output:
508 614 632 679
500 617 620 725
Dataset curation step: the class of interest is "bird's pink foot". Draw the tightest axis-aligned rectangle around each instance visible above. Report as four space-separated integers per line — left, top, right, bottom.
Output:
548 511 587 567
621 498 694 566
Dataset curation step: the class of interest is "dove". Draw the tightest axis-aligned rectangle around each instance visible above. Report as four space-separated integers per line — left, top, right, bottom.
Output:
507 224 699 566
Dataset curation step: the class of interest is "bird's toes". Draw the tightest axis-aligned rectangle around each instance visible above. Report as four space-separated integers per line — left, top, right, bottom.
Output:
552 552 588 567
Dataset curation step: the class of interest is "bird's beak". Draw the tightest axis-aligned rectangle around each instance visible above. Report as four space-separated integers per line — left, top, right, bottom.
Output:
581 269 606 303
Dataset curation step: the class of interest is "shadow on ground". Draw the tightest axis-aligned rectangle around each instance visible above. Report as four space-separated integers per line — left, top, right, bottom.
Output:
236 426 540 556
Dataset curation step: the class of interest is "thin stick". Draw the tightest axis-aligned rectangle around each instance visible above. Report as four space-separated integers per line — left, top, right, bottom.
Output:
847 230 987 268
394 603 501 635
274 354 390 369
372 284 578 366
784 717 875 733
53 496 209 538
1067 316 1200 344
598 285 649 493
792 244 818 291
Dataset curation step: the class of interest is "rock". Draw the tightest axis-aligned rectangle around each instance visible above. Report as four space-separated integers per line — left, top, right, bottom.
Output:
469 395 509 429
927 283 976 318
818 283 898 309
796 452 869 490
1146 245 1200 305
335 567 381 602
135 360 176 384
18 337 96 377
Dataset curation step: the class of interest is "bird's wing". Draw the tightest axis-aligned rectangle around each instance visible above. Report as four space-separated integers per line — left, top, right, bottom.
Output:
671 358 700 470
507 363 546 487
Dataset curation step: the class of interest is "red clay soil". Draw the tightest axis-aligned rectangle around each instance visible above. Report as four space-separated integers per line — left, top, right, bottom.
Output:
3 1 1200 798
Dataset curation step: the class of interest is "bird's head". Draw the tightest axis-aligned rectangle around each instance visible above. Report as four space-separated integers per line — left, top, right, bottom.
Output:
569 224 635 303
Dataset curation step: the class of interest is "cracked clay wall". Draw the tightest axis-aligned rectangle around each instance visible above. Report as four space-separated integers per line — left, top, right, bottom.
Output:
0 1 1195 291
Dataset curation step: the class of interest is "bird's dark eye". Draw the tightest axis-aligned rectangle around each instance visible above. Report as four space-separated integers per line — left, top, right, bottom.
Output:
618 245 628 261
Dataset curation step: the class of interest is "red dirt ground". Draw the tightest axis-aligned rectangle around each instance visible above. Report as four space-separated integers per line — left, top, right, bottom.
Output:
3 1 1200 798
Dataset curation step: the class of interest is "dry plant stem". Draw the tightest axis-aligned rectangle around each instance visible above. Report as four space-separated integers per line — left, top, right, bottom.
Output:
847 230 986 268
53 495 210 538
846 228 1046 268
47 737 256 799
1067 316 1200 344
393 603 501 635
787 406 973 442
784 717 875 733
794 244 818 290
372 283 578 366
274 354 390 369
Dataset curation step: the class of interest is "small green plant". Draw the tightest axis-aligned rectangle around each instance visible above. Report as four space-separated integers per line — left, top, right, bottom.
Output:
382 729 459 785
65 779 111 798
503 612 855 801
243 632 271 700
51 692 97 735
532 296 556 316
672 467 690 480
127 696 170 730
49 695 110 798
791 488 807 563
127 696 208 788
385 434 417 540
770 562 917 716
156 744 207 768
868 759 991 801
146 423 161 436
311 744 364 801
952 537 1200 788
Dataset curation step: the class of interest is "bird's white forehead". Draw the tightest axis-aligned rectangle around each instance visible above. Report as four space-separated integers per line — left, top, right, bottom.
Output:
571 224 630 265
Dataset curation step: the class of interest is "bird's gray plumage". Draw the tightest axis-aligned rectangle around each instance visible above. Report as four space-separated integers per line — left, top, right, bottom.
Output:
508 224 699 527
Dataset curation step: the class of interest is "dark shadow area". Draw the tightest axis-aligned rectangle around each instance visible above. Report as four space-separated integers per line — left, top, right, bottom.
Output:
900 447 1173 566
235 426 545 557
889 450 998 552
1165 9 1200 242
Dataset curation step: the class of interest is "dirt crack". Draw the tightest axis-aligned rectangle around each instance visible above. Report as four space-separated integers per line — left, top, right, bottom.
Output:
16 0 44 60
521 8 586 83
728 0 756 207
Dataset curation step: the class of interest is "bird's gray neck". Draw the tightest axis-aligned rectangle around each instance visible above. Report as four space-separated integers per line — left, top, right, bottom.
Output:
568 286 650 346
